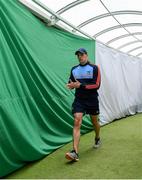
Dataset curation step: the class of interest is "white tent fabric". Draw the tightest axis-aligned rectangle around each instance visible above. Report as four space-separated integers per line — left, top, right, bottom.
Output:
96 42 142 125
19 0 142 58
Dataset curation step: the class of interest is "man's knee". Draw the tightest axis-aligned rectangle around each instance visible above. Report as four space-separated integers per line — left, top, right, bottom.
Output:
74 113 83 127
91 115 99 124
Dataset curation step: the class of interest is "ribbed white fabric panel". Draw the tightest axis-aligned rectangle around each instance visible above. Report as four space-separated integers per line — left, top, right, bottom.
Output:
96 42 142 125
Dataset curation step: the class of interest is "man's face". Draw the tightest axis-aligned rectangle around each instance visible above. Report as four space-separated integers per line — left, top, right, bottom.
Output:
77 53 88 64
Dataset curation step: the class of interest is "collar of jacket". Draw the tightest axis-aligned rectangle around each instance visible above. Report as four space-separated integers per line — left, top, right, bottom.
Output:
79 61 90 66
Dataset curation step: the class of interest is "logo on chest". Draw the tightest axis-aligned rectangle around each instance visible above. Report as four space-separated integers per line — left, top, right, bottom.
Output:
87 71 91 75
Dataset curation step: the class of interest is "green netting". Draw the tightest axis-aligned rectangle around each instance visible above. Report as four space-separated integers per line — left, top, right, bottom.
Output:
0 0 95 177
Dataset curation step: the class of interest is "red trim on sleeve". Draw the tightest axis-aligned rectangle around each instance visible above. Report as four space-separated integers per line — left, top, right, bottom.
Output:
85 65 101 90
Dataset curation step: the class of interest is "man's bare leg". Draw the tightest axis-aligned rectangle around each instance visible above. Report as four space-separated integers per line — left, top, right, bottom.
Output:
73 112 83 153
90 115 101 148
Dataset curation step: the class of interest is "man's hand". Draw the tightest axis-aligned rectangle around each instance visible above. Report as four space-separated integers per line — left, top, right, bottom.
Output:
66 79 81 89
66 79 75 89
73 79 81 88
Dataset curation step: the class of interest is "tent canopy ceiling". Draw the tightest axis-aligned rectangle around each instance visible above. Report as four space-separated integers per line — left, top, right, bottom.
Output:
19 0 142 58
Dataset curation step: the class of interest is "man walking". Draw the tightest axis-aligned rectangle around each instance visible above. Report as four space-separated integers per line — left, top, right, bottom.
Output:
66 48 101 161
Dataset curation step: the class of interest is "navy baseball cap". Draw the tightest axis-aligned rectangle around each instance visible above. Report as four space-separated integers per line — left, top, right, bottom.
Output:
75 48 87 55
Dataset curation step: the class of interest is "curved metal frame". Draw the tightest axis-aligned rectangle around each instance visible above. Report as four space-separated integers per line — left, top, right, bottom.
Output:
51 0 89 25
136 52 142 57
99 0 142 48
77 11 142 29
117 40 141 50
127 46 142 53
32 0 94 39
106 32 142 45
93 23 142 37
20 0 142 58
56 0 89 15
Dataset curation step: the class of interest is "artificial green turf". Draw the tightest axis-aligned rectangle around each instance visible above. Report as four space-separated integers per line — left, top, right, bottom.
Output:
7 113 142 179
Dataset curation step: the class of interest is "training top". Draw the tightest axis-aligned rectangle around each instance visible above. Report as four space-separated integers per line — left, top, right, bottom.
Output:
69 61 101 98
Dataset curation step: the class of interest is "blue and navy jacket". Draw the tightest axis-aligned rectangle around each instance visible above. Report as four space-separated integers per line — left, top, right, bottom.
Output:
69 61 101 98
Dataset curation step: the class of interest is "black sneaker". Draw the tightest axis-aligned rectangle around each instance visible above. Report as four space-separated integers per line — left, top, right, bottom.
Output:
93 137 101 148
65 150 79 161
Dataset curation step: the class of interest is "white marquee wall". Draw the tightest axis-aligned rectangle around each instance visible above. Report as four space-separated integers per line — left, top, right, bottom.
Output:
96 42 142 125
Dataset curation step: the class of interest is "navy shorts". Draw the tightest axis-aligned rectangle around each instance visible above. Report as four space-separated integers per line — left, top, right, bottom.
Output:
72 97 99 115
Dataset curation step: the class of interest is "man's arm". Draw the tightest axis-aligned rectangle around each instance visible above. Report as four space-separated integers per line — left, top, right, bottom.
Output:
67 69 79 89
68 69 75 83
80 65 101 90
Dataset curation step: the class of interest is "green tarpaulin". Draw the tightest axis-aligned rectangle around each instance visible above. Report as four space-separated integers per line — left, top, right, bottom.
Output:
0 0 95 177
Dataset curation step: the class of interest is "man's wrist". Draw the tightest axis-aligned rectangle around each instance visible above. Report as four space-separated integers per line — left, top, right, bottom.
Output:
80 83 85 89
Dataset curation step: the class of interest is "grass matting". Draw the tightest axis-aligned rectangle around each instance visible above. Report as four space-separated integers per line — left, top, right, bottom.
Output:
7 113 142 179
